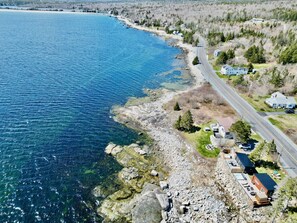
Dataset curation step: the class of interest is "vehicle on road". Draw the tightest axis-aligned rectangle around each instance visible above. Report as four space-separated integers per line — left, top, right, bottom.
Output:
285 108 295 114
250 192 256 196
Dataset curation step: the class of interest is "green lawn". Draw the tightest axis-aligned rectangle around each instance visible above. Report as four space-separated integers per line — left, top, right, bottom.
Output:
182 125 220 158
216 71 228 79
250 131 263 143
268 117 282 129
269 114 297 132
252 63 272 69
241 94 284 112
212 64 221 71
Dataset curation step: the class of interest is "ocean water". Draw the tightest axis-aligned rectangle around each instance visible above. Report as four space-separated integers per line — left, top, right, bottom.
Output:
0 11 184 222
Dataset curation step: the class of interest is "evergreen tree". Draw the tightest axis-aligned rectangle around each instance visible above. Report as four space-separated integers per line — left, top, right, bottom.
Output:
220 33 226 42
192 56 199 65
267 140 277 155
247 62 254 73
174 102 181 111
174 115 182 130
279 43 297 64
270 67 284 87
216 51 228 65
226 49 235 59
180 110 194 132
244 45 266 63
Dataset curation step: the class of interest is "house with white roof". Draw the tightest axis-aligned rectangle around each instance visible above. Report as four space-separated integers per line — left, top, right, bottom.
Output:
221 65 248 76
265 92 296 109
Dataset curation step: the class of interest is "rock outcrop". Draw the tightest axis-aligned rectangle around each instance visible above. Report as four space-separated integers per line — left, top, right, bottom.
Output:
97 143 166 222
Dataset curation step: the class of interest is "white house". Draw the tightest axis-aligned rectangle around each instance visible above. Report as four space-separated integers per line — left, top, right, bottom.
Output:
218 117 234 139
211 117 234 139
265 92 297 109
214 49 221 57
221 65 248 76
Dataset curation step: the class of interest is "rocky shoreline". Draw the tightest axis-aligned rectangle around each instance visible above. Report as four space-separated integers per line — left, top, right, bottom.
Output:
94 14 274 223
94 16 236 223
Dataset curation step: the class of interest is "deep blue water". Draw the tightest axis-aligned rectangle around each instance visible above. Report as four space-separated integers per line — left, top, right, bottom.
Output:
0 11 184 222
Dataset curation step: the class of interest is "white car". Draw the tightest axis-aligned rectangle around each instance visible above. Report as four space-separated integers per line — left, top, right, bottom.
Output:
239 143 251 150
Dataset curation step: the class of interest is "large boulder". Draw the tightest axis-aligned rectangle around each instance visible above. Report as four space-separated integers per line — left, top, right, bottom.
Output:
155 191 170 211
131 191 162 223
111 145 123 156
92 186 107 198
119 167 139 182
105 143 117 154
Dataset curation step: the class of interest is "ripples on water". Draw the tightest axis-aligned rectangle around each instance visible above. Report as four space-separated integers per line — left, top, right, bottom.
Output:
0 11 185 222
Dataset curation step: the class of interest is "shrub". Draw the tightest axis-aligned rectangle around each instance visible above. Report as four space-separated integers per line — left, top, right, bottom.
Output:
192 56 199 65
174 102 181 111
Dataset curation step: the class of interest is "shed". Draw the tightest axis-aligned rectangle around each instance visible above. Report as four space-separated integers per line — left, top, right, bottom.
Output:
235 152 257 175
252 173 277 197
255 192 269 205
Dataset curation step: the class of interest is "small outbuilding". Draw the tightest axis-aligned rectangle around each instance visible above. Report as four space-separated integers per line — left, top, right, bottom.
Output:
252 173 277 197
235 152 257 175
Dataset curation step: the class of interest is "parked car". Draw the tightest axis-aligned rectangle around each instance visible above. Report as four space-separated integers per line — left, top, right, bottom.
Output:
285 108 295 114
235 140 242 146
247 187 251 191
239 143 252 150
250 192 256 196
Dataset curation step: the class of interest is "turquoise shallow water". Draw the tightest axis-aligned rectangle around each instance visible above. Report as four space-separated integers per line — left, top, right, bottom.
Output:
0 11 184 222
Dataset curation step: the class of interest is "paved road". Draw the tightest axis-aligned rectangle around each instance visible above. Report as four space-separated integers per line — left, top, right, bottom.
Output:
197 40 297 177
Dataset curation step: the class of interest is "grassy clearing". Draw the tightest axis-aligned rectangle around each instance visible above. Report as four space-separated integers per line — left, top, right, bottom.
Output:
212 64 221 71
268 114 297 144
215 71 230 79
269 114 297 128
268 117 283 129
250 131 263 143
182 125 220 158
252 63 272 69
241 94 283 112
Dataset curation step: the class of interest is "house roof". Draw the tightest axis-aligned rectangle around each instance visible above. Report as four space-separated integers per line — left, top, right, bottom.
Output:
217 117 234 131
236 152 255 168
221 65 248 71
267 92 296 105
254 173 277 191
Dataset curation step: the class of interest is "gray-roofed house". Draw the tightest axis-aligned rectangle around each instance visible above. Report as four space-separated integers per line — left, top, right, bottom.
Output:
265 92 296 109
